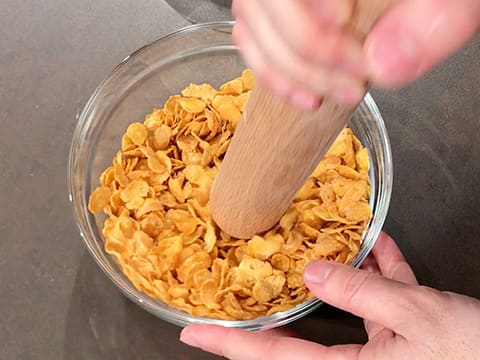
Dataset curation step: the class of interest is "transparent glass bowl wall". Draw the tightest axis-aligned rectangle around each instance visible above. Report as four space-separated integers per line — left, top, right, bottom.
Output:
69 22 393 331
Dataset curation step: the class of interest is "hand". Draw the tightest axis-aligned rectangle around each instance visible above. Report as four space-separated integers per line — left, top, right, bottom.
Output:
231 0 480 109
180 232 480 359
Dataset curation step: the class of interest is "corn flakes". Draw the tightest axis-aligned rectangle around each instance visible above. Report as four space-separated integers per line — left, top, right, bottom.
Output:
88 70 372 320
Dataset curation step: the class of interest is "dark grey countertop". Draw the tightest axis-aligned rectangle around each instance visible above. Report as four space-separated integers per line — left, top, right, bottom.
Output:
1 1 479 359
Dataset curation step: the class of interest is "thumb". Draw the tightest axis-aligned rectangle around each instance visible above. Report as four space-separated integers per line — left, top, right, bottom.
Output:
364 0 480 88
303 260 421 335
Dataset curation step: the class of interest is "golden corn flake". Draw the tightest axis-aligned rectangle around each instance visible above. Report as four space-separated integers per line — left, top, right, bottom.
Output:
88 186 112 213
177 97 207 113
181 83 217 102
126 123 148 146
153 125 172 150
247 233 283 260
88 70 372 320
241 69 255 91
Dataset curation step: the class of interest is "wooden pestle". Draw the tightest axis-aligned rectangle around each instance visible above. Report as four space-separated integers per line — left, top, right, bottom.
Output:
210 0 395 238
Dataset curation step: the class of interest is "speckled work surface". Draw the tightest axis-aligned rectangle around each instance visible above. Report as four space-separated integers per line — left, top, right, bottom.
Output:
0 1 479 359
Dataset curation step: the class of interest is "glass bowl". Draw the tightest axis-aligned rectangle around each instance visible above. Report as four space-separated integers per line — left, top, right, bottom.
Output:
69 21 393 331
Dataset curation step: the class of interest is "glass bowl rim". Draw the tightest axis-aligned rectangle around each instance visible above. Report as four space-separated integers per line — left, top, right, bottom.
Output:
68 20 393 330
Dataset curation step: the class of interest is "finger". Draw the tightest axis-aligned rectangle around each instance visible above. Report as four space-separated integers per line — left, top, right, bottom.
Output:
360 252 380 274
231 0 240 17
364 316 384 340
235 0 327 93
372 232 418 285
361 232 418 338
262 327 299 338
365 0 480 87
359 253 384 338
180 325 361 360
256 64 324 111
233 17 322 110
234 0 366 104
300 0 356 27
260 0 364 74
360 328 400 359
303 260 421 334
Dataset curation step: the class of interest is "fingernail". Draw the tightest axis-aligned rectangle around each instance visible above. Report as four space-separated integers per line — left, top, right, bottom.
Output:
304 260 333 285
290 92 320 111
367 30 420 81
331 85 365 105
180 328 200 348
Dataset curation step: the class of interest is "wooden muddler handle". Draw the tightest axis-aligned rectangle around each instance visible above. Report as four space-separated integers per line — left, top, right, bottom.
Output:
210 0 396 238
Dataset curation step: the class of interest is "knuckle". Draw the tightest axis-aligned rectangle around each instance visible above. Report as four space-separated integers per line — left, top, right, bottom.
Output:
397 288 421 313
418 287 449 324
397 286 449 325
